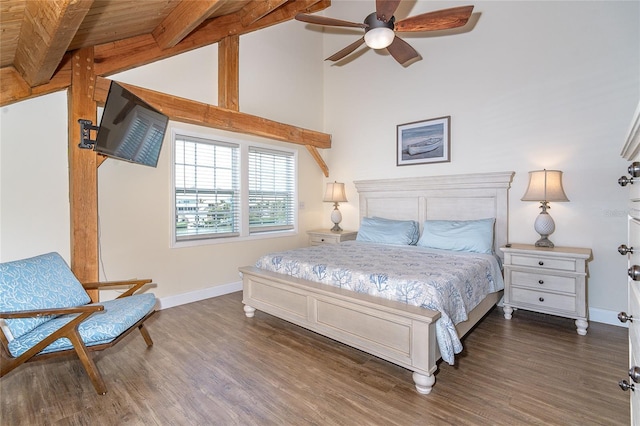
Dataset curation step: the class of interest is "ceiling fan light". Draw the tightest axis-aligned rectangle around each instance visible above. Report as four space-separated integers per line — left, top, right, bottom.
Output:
364 27 395 49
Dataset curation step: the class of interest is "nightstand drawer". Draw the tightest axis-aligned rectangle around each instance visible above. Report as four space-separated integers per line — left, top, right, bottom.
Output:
307 229 357 246
510 254 577 272
309 234 341 245
510 270 577 294
510 288 577 313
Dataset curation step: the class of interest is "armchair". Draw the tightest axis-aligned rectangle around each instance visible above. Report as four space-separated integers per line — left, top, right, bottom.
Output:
0 252 157 394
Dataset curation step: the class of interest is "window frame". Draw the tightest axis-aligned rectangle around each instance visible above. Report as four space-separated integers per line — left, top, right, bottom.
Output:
170 127 298 248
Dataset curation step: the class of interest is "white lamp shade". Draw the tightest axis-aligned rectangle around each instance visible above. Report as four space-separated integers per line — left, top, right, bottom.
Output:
521 169 569 202
323 182 348 203
364 27 395 49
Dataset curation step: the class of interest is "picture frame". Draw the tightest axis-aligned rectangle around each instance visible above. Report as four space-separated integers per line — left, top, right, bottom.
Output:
397 116 451 166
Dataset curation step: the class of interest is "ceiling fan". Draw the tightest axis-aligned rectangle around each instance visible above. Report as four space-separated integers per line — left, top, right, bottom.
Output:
295 0 474 66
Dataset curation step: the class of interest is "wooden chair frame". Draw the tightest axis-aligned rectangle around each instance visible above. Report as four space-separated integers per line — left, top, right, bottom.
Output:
0 279 155 395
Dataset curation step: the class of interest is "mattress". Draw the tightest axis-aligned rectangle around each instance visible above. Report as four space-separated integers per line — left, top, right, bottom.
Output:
255 240 504 364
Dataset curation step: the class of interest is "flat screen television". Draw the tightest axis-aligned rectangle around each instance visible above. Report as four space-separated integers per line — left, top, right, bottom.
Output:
94 81 169 168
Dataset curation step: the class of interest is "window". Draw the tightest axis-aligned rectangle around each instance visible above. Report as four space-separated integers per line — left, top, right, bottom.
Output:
172 130 297 245
248 147 295 234
174 135 240 241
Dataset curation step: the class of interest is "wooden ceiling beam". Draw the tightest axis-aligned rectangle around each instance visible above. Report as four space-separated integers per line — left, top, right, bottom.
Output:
14 0 93 87
1 54 73 107
239 0 290 26
152 0 225 50
94 0 330 77
306 146 329 177
94 77 331 150
218 36 239 111
68 47 99 302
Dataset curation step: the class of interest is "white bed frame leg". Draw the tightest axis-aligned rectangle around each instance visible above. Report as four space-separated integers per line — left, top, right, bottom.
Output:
243 304 256 318
503 305 513 319
412 372 435 395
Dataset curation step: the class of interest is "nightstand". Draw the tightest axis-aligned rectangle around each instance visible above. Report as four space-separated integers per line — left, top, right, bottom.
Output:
307 229 357 246
500 243 592 335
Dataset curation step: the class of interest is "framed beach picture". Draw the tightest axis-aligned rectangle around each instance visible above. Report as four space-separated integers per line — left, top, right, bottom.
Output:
397 116 450 166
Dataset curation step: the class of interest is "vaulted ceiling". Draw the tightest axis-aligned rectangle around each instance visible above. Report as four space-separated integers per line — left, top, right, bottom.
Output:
0 0 330 106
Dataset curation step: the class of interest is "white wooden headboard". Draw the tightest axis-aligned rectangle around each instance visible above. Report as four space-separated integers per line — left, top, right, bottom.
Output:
354 172 515 257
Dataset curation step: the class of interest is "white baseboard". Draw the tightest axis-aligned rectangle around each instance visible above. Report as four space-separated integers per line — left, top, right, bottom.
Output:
157 282 626 328
157 281 242 310
589 307 626 328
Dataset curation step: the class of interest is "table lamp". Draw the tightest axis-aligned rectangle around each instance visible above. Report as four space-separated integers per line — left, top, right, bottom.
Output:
521 169 569 248
323 181 348 232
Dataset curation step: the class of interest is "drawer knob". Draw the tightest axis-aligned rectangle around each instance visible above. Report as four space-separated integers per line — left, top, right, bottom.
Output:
629 265 640 281
630 161 640 178
618 244 634 255
618 312 634 323
630 366 640 383
538 261 544 266
538 297 545 302
619 379 635 392
538 279 544 285
619 176 635 186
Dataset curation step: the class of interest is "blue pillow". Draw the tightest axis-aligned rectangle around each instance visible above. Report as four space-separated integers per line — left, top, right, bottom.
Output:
356 217 420 245
416 218 495 254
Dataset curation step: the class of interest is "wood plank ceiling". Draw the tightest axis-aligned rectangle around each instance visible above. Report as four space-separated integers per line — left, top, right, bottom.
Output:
0 0 330 104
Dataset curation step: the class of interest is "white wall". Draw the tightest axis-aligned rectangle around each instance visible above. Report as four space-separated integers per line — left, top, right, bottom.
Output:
322 1 640 316
0 20 325 304
1 2 638 320
0 91 71 261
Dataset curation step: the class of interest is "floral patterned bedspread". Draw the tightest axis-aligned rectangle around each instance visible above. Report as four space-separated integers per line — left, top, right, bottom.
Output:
255 241 504 364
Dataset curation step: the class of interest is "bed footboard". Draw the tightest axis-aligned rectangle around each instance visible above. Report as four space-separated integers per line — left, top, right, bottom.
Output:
239 266 441 394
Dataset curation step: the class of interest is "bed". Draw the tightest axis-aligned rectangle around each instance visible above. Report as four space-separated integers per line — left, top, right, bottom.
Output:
239 171 514 394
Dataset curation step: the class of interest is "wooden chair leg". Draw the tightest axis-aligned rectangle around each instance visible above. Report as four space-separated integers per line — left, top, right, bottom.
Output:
67 330 107 395
138 324 153 347
0 346 20 377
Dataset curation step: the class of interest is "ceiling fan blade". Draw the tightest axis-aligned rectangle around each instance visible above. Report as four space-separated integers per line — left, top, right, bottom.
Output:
376 0 401 22
386 37 420 66
395 5 474 32
295 13 367 29
325 37 366 62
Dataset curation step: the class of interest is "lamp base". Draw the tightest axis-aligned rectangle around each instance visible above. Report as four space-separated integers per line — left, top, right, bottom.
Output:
330 204 343 232
533 209 556 248
535 236 555 248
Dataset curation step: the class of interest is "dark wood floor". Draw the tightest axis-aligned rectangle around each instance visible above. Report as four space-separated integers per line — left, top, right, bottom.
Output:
1 292 629 425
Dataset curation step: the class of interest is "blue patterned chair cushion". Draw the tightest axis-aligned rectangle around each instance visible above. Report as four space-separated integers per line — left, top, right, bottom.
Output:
0 252 91 339
7 293 156 357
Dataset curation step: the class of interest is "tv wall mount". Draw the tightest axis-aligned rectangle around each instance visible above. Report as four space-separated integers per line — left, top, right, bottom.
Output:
78 119 99 149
